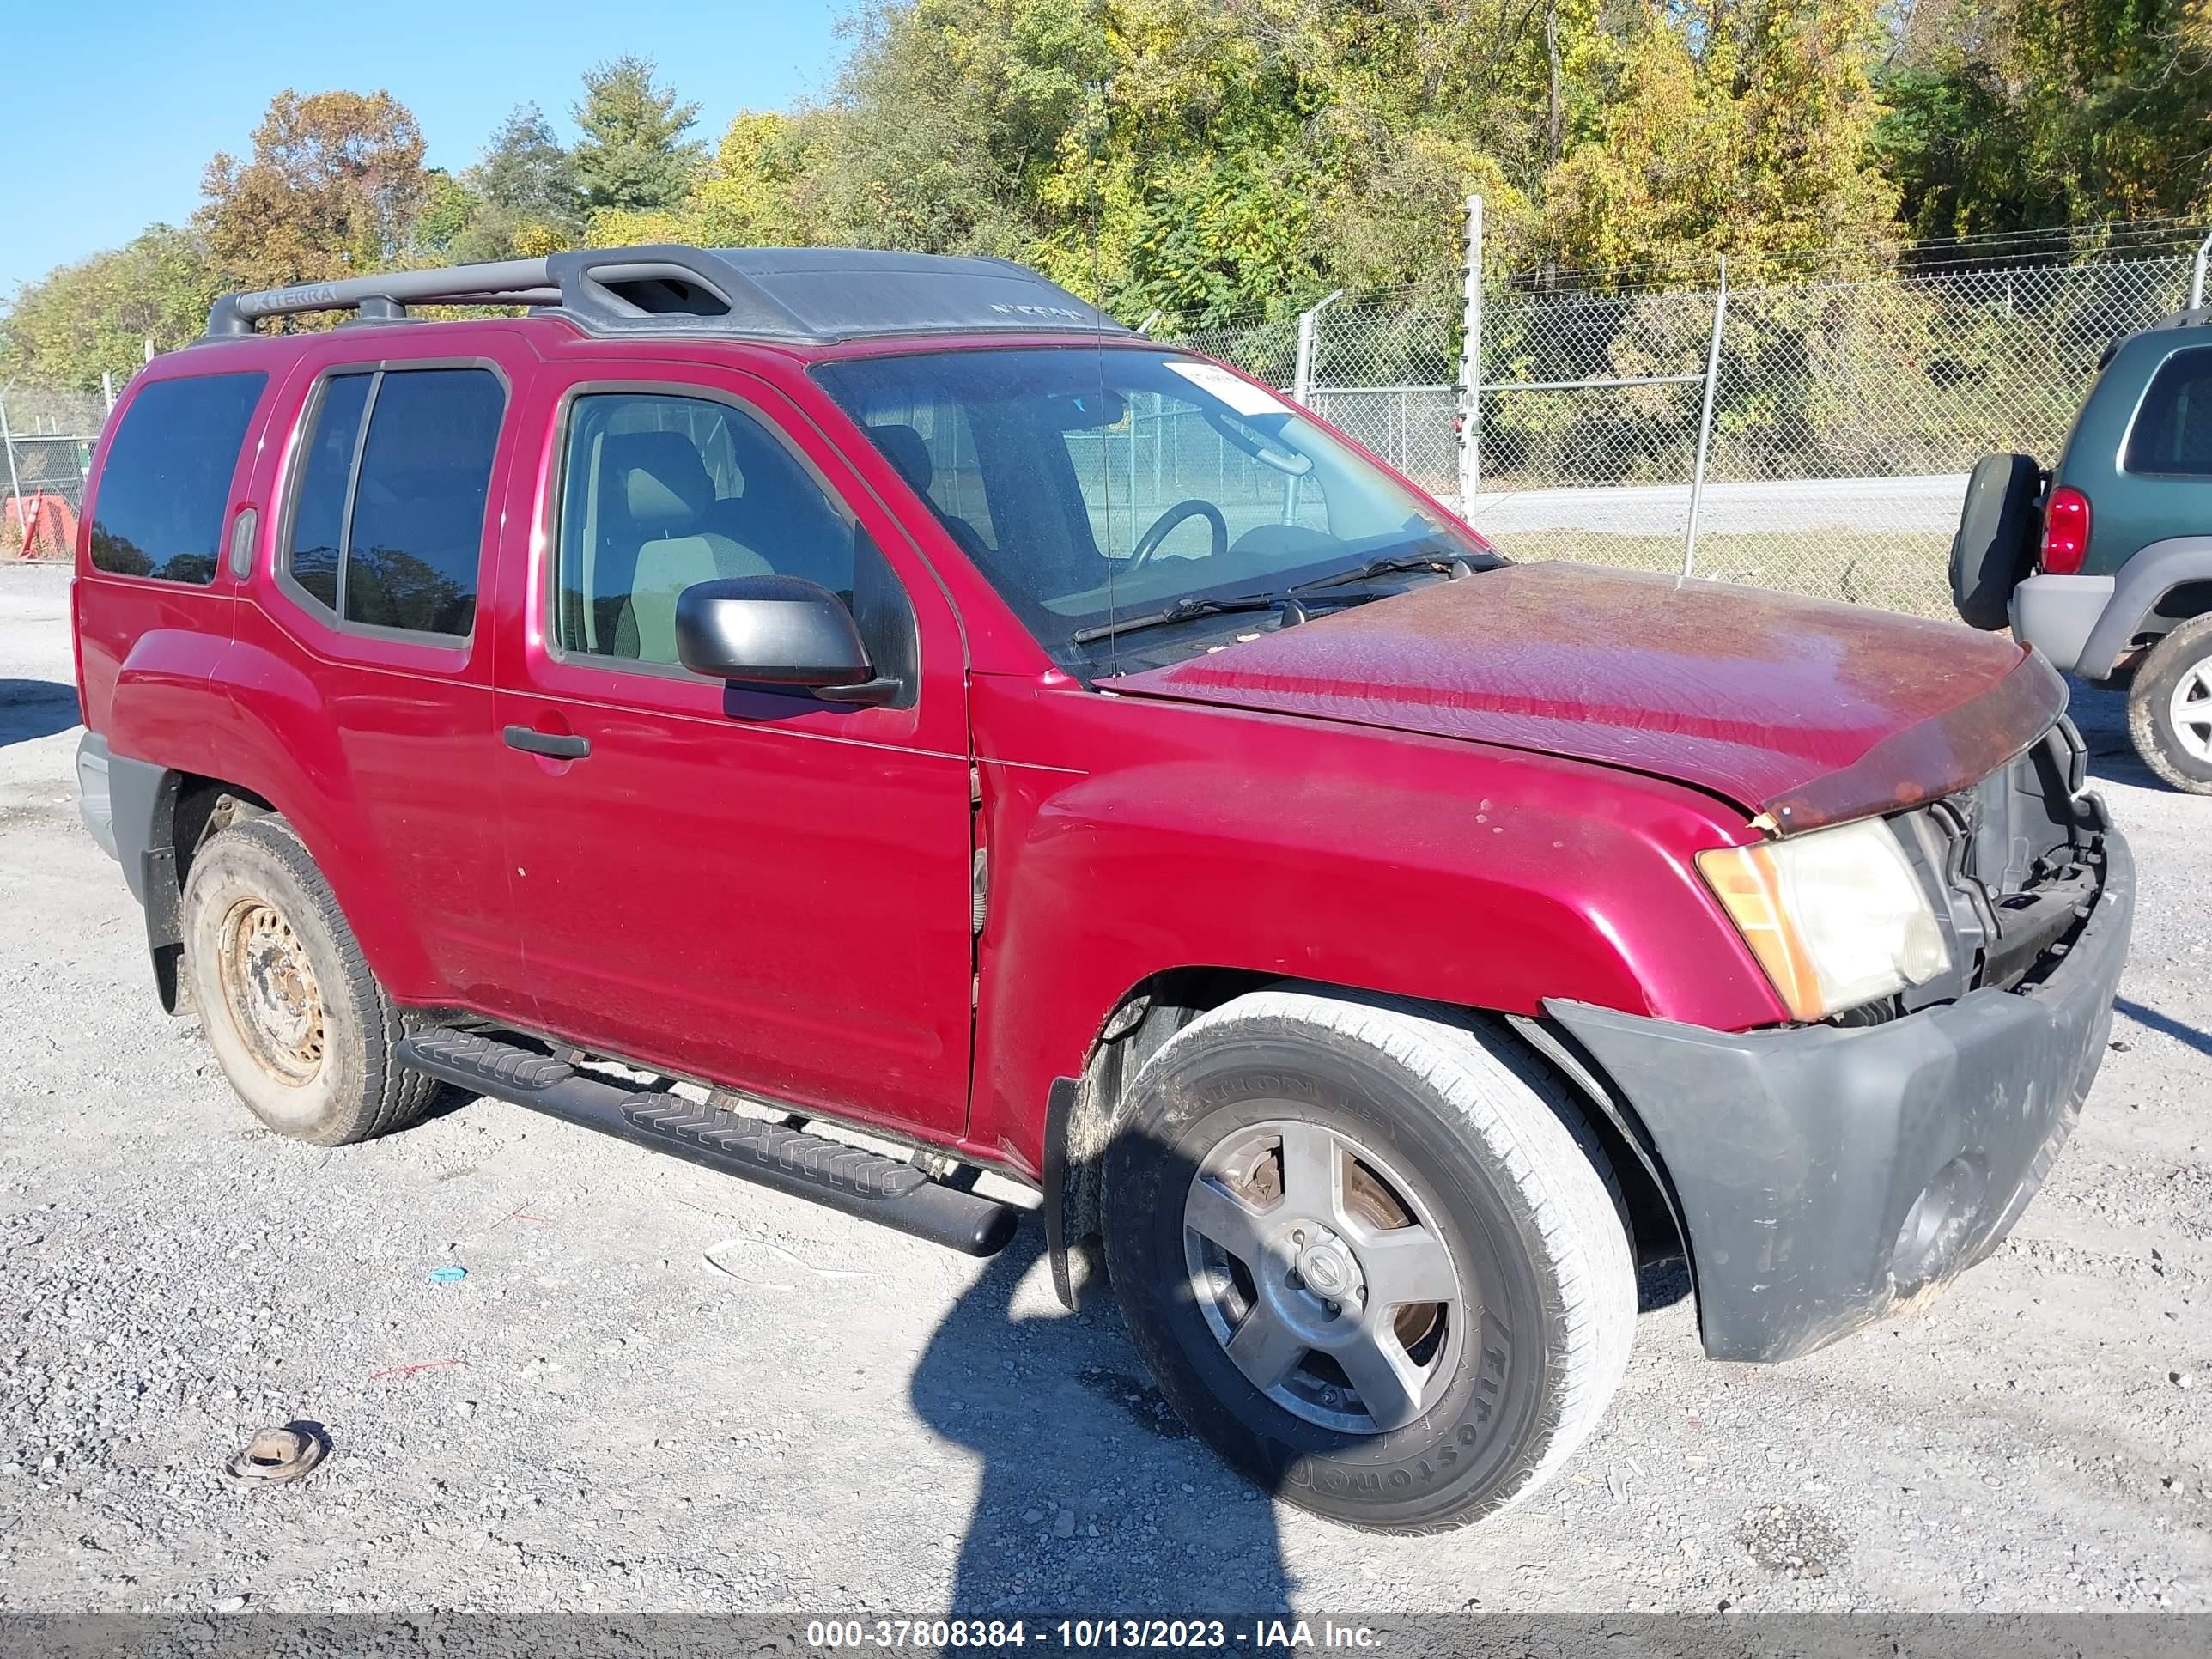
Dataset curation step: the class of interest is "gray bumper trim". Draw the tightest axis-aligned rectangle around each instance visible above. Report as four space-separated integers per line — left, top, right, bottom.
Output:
1547 823 2132 1364
75 732 116 860
2008 574 2113 675
105 749 173 906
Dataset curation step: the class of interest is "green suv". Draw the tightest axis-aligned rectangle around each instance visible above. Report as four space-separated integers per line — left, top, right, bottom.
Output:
1952 308 2212 791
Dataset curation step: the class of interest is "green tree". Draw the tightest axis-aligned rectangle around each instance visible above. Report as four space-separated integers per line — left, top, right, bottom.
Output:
589 108 830 249
571 56 705 216
409 169 479 256
198 89 428 292
1872 58 2043 239
1874 0 2212 233
1540 1 1901 276
422 105 589 264
476 102 583 226
0 226 222 388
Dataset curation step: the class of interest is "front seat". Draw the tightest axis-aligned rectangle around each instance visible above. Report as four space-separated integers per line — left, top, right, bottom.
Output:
866 423 993 558
600 432 773 663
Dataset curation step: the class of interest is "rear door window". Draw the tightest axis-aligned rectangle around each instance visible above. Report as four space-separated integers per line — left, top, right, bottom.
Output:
286 373 372 611
2126 347 2212 477
88 373 266 583
283 365 506 638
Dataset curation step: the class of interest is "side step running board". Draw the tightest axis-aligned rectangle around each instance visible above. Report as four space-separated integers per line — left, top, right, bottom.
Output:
396 1030 1018 1256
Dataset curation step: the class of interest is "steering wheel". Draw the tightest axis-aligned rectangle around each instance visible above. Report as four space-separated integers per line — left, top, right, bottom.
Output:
1128 499 1230 572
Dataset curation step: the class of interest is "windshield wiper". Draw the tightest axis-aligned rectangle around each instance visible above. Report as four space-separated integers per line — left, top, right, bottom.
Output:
1072 592 1286 645
1289 550 1490 595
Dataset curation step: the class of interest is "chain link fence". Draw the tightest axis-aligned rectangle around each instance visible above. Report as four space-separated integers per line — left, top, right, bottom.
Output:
2 386 110 562
1169 224 2212 618
10 229 2207 602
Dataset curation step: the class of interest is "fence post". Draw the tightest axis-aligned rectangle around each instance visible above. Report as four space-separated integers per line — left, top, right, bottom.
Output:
1287 289 1343 518
1456 194 1484 513
1291 289 1343 406
1681 255 1729 581
102 372 115 411
0 396 21 514
2192 228 2212 311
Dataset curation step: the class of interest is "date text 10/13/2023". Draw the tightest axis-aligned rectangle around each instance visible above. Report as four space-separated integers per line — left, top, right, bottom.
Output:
804 1620 1386 1650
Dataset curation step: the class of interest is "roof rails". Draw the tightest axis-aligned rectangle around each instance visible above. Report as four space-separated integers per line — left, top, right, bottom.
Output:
201 245 1134 348
204 258 561 336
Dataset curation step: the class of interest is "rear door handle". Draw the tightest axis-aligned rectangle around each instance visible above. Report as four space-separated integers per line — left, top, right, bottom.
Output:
503 725 591 759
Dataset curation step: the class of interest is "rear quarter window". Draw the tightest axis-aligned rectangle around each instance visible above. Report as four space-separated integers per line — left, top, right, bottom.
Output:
88 373 266 582
2124 346 2212 477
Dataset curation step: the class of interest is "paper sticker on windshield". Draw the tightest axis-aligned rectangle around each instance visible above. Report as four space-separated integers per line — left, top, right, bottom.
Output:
1166 361 1291 418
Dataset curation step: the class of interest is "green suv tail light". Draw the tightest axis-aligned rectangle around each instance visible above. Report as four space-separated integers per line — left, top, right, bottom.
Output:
2040 486 2091 574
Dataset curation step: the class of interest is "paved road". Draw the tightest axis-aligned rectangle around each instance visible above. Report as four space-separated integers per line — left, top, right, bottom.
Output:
1458 473 1972 538
1 562 2206 1616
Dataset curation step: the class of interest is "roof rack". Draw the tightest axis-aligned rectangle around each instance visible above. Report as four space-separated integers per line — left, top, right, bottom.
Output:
201 245 1133 347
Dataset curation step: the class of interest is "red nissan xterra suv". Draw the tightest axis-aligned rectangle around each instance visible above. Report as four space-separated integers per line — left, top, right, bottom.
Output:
72 246 2132 1532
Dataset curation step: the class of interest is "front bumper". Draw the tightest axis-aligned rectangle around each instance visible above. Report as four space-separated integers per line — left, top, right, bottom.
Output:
1548 819 2133 1363
76 731 117 860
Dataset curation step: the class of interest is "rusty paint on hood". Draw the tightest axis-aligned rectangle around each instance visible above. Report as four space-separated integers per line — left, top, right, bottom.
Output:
1109 562 2067 831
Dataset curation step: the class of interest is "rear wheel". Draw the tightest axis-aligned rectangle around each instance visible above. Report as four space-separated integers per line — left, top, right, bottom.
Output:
1103 988 1635 1533
2127 614 2212 794
180 817 435 1145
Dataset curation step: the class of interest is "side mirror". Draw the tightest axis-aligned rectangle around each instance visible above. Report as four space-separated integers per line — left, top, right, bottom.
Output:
673 575 899 705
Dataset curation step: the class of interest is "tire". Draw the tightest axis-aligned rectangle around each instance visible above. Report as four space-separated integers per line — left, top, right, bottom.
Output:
2127 614 2212 794
1103 988 1635 1533
179 817 436 1145
1949 453 2041 630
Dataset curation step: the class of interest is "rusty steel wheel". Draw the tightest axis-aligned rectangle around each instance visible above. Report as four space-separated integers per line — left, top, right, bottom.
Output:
214 899 327 1086
181 815 435 1146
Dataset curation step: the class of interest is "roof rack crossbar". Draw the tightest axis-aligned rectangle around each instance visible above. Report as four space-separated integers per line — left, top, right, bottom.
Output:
204 258 556 336
410 289 562 308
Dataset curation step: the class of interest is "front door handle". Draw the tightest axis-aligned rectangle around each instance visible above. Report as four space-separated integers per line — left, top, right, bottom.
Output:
503 725 591 759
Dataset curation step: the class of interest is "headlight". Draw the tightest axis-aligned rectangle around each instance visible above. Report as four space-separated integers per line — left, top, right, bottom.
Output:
1697 817 1951 1022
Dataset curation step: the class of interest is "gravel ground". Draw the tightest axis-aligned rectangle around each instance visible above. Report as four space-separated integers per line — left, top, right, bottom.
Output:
2 561 2207 1616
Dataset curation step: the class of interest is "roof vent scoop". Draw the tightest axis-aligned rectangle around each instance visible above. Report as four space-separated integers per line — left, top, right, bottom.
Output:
590 270 732 319
602 276 727 316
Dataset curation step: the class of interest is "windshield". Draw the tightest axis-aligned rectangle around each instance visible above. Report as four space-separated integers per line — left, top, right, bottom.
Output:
812 346 1497 672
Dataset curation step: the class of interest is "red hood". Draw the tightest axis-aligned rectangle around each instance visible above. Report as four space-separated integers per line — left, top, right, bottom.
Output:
1110 562 2067 832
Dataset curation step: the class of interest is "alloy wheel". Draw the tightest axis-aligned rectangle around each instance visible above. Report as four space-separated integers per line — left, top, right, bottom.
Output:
2168 656 2212 764
1181 1118 1467 1434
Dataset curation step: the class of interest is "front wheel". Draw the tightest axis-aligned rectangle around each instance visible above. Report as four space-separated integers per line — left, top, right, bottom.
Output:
1103 988 1635 1533
2127 614 2212 794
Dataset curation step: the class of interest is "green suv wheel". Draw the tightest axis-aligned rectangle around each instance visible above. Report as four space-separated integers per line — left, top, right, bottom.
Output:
2128 615 2212 795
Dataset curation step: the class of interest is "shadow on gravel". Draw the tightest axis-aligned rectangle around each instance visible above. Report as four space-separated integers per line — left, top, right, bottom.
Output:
1637 1255 1692 1314
2065 676 2168 791
2113 997 2212 1060
0 678 80 748
911 1224 1291 1616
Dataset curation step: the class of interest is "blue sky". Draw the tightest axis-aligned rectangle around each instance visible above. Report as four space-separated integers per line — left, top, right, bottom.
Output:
6 0 849 298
